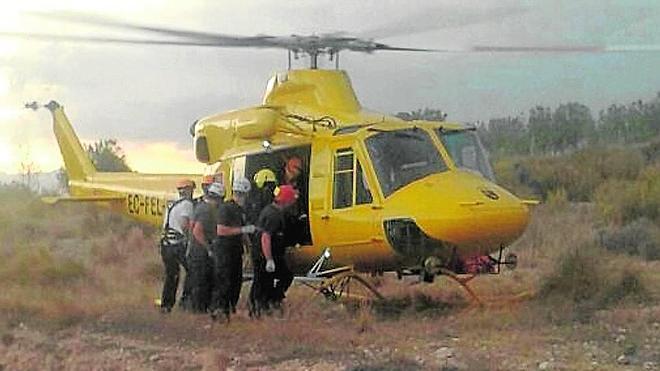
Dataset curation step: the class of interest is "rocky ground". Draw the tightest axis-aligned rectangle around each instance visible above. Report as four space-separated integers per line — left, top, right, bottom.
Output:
1 274 659 371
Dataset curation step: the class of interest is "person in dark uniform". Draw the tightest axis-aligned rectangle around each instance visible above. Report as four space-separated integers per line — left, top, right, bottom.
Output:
210 177 257 321
188 182 223 313
249 185 298 317
158 178 195 313
278 156 310 246
246 168 278 224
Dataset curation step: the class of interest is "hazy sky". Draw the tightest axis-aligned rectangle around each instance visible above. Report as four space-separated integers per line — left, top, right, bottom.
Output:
1 0 659 173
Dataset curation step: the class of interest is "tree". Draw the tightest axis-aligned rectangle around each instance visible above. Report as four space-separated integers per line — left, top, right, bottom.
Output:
86 139 132 172
552 103 595 152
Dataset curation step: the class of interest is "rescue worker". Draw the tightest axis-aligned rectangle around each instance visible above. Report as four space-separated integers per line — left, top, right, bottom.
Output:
246 168 278 224
210 177 257 321
279 156 310 246
159 178 195 313
200 175 215 196
249 185 298 317
188 182 223 313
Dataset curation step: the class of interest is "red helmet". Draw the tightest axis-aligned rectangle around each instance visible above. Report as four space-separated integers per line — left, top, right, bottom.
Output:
274 185 298 204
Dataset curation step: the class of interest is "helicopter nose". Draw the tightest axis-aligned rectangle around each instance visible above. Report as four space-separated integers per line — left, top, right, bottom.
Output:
385 171 530 250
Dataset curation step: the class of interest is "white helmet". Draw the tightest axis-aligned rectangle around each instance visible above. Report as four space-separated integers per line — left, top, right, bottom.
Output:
207 182 225 198
232 176 251 193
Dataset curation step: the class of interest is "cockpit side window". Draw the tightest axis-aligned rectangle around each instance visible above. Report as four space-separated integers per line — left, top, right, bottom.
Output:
333 148 354 209
332 148 374 209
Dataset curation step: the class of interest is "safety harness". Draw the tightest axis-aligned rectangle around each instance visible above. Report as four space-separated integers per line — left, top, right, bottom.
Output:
161 198 188 246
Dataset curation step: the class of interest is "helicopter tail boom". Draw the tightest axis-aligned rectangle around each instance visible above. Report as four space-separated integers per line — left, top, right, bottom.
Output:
40 101 97 181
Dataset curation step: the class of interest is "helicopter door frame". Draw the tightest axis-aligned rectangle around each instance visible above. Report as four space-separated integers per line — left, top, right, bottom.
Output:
316 139 380 258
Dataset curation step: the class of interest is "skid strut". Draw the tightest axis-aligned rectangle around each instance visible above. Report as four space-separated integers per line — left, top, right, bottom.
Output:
295 248 384 302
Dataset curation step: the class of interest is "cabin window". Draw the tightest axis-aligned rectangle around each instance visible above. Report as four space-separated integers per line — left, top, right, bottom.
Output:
333 148 354 209
333 148 373 209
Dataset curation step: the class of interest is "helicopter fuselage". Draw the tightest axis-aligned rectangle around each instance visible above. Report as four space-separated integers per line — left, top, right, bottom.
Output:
43 69 531 277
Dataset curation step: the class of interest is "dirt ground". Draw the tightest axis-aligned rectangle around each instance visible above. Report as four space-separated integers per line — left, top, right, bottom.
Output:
0 196 659 370
1 271 659 371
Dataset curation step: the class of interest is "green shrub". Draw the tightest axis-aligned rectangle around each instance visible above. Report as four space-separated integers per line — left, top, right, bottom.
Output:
495 147 646 202
597 218 660 260
537 245 650 321
595 165 660 225
538 246 603 304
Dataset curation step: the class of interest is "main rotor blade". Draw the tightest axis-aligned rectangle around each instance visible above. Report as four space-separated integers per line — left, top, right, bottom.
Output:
0 31 271 48
28 11 280 47
357 6 528 40
464 44 660 53
371 45 446 52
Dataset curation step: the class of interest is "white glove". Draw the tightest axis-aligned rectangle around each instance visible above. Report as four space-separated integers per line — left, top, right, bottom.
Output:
265 259 276 273
240 225 257 234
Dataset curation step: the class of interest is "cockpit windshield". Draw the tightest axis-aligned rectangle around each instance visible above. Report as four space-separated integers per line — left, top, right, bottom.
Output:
365 128 448 197
435 129 495 180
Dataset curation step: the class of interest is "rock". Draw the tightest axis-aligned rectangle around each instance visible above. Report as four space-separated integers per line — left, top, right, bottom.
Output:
615 334 626 343
434 346 454 360
148 354 160 362
643 361 656 370
616 355 630 365
538 361 550 370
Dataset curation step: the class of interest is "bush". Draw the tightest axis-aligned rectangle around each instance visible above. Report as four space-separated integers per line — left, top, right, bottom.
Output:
0 247 87 286
537 245 650 321
495 147 646 202
597 218 660 260
370 291 464 319
595 165 660 225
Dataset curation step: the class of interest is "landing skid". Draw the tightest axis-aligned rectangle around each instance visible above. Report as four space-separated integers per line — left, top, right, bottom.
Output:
294 248 384 302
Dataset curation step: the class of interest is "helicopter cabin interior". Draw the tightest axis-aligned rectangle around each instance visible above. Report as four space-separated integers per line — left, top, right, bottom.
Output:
227 145 313 247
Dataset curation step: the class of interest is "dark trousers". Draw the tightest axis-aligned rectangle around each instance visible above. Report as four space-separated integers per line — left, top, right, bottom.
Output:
187 245 213 313
249 256 269 316
271 255 293 303
160 242 188 309
210 247 243 314
227 252 243 310
249 255 293 314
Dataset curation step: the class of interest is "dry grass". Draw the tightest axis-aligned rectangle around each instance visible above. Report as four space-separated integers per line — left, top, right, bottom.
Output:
1 185 659 369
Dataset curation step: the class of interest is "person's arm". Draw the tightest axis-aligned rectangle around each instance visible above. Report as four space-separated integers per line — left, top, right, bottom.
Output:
192 222 208 247
217 224 242 236
261 231 273 260
182 216 191 233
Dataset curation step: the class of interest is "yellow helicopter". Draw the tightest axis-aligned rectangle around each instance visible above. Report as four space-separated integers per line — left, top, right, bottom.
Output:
11 13 553 301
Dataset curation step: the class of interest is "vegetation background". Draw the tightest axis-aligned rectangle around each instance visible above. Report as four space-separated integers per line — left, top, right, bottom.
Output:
0 92 659 369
